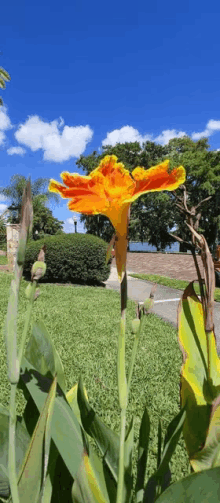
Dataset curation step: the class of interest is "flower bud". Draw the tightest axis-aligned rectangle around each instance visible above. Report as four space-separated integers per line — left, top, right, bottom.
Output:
25 283 32 299
31 261 47 281
131 318 141 334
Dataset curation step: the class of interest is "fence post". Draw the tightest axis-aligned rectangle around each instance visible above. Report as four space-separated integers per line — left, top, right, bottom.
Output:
6 224 21 272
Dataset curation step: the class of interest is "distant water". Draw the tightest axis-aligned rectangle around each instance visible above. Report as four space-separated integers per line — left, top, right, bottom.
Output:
128 241 180 253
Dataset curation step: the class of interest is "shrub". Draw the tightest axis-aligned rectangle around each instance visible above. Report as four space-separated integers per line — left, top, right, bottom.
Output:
23 233 111 284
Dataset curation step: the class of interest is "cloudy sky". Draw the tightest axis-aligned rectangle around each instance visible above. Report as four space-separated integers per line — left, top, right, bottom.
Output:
1 0 220 232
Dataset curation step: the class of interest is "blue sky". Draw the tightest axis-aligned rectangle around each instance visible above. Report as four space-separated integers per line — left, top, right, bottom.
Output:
1 0 220 233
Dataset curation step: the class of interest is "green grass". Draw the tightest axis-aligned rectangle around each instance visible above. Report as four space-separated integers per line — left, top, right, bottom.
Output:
0 271 190 486
129 273 220 302
0 254 7 265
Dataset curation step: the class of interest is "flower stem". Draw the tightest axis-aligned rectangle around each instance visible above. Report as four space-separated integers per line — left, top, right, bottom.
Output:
116 271 128 503
8 384 20 503
18 281 37 367
127 317 144 396
116 408 126 503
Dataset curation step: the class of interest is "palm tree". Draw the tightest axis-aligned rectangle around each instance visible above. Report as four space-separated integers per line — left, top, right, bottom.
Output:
0 67 11 106
0 175 60 224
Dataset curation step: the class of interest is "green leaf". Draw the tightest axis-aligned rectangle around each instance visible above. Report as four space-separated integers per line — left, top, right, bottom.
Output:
25 319 66 394
0 77 6 89
157 406 186 478
66 382 89 425
178 283 220 458
135 408 150 503
21 396 73 502
191 394 220 471
156 466 220 502
9 375 57 502
20 356 84 480
0 411 30 499
72 446 110 503
0 67 11 81
143 407 186 502
77 377 120 482
157 420 162 469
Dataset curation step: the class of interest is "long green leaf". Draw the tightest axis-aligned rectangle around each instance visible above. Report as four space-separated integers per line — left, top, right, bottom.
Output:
20 356 84 480
77 377 120 482
21 396 73 502
157 406 186 478
9 376 57 502
191 394 220 471
178 283 220 458
25 320 66 394
143 407 186 502
135 408 150 503
0 411 30 499
156 466 220 502
72 446 110 503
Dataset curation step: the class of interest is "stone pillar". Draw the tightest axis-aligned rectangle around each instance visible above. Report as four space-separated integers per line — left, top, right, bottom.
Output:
6 224 21 272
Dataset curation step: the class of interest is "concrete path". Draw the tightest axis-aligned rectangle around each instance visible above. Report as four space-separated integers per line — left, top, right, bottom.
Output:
104 267 220 354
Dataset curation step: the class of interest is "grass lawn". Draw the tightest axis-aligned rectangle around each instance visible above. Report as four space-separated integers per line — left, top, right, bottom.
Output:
129 273 220 302
0 271 190 485
0 254 7 266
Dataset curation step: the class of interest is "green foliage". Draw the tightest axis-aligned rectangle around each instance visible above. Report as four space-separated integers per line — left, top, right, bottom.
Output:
0 66 11 106
32 194 64 238
77 138 220 250
23 233 111 284
155 466 220 502
167 137 220 252
0 218 6 251
0 175 62 237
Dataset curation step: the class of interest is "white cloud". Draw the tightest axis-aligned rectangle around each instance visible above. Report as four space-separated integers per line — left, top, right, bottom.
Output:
0 203 8 215
192 119 220 140
102 125 187 148
0 107 12 146
0 131 6 146
155 129 186 146
0 107 12 131
191 128 210 140
0 195 9 203
63 215 86 234
15 115 93 162
207 119 220 131
7 146 26 156
102 126 152 147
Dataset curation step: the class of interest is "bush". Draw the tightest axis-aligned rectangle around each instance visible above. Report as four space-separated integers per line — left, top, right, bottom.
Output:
23 233 111 284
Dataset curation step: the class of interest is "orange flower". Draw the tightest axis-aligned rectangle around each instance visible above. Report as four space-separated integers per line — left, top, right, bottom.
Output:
49 155 186 281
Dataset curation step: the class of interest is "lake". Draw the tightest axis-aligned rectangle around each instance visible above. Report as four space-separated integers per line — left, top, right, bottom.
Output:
128 241 180 253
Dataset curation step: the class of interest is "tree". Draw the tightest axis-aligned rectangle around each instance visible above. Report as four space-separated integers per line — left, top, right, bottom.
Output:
32 194 64 238
0 175 63 238
76 138 220 252
0 66 11 106
167 137 220 252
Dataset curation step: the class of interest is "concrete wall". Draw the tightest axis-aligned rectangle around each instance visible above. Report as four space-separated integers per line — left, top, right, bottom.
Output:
6 223 21 272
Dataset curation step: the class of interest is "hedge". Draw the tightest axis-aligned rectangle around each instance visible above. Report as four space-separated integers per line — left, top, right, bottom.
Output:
23 233 111 284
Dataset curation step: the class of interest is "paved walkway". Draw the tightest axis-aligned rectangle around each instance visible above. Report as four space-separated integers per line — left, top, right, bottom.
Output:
104 267 220 354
